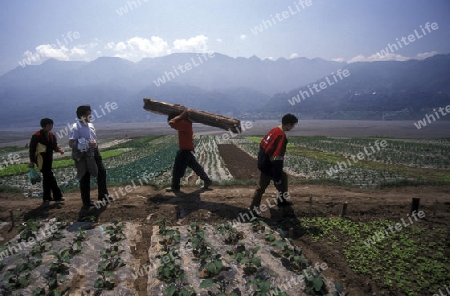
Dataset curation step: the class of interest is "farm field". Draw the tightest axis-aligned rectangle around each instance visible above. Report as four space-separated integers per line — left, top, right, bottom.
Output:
0 135 449 295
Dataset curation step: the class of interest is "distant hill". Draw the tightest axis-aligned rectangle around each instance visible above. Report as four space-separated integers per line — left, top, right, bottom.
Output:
263 54 450 120
0 53 344 127
0 53 448 127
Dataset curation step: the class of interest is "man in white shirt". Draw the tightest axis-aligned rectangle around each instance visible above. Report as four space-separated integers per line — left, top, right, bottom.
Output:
69 105 109 209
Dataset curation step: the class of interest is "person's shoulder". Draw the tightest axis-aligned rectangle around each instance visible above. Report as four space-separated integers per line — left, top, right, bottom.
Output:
269 126 284 135
30 130 40 140
177 119 192 128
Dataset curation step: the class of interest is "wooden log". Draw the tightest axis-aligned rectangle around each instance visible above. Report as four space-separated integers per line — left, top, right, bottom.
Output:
143 98 241 133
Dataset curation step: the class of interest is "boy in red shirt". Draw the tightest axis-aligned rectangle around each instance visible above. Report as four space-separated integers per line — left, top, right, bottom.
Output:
166 110 212 192
249 114 298 214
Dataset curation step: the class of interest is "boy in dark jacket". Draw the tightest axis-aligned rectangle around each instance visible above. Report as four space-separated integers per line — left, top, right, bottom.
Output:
28 118 65 203
249 114 298 216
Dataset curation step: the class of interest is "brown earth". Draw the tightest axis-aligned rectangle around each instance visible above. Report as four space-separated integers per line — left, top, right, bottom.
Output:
1 144 449 295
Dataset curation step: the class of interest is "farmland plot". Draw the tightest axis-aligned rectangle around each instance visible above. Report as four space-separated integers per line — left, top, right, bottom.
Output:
191 136 233 182
234 137 434 188
0 136 179 196
147 220 341 296
0 219 140 295
288 137 450 169
2 135 449 196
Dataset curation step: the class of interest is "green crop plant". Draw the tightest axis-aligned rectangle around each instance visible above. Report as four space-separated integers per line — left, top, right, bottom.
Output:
200 276 239 296
94 269 115 290
187 223 212 260
156 217 173 235
273 244 308 272
215 222 244 245
163 274 195 296
228 244 261 275
98 245 125 273
2 260 33 291
30 240 50 259
157 252 184 282
49 247 71 275
104 220 126 243
199 253 224 278
250 217 266 233
69 230 86 255
303 268 329 296
18 219 40 242
160 228 181 247
248 277 287 296
301 216 450 295
32 287 64 296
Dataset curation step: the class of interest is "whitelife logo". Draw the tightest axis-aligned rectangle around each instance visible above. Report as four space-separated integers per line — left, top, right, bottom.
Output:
377 22 439 58
288 69 350 106
363 211 425 247
325 140 388 176
414 105 450 130
18 31 81 68
250 0 313 35
152 52 215 87
55 102 118 139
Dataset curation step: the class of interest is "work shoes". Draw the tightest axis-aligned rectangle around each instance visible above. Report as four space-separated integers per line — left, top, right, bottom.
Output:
165 187 181 193
201 179 213 189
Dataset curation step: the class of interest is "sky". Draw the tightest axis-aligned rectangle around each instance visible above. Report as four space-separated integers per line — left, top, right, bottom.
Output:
1 0 449 76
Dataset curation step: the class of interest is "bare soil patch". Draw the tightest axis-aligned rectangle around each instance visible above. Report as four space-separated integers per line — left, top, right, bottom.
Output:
217 144 259 181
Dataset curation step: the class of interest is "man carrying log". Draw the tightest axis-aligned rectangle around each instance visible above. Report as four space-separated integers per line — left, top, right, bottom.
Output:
166 109 213 193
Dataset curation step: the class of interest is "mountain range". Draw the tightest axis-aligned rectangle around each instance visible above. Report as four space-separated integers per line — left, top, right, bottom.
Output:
0 53 449 127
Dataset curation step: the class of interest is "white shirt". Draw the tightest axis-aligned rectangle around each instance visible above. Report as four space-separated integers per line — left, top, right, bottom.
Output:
69 121 98 151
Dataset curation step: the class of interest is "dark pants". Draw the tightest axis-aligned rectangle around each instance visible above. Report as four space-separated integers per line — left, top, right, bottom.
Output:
79 149 108 206
40 162 63 201
171 150 210 190
250 171 289 210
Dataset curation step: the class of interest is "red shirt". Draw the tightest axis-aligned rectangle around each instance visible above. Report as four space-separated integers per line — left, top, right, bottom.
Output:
169 119 194 150
260 127 287 160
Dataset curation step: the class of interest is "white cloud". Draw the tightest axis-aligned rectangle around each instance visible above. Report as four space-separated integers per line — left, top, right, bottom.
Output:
115 41 127 51
105 42 115 50
331 57 345 63
20 40 97 65
347 51 439 63
240 34 247 40
70 46 87 56
289 53 299 59
109 36 170 61
173 35 208 52
128 36 168 54
416 51 439 60
104 35 211 61
216 38 223 43
348 53 407 63
263 56 274 61
36 44 70 60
